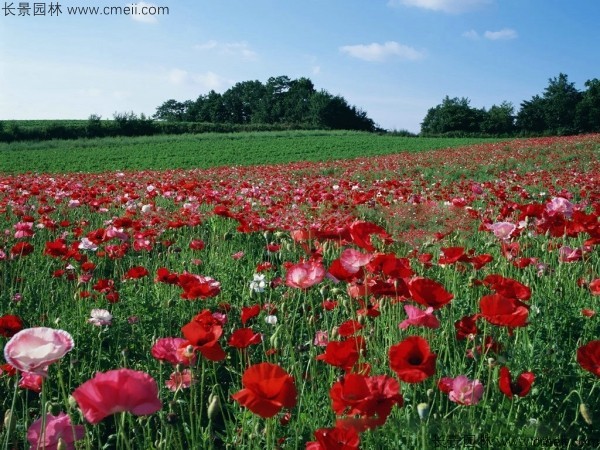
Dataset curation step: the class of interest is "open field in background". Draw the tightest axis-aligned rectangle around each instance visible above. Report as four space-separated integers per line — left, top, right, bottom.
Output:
0 131 502 173
0 134 599 449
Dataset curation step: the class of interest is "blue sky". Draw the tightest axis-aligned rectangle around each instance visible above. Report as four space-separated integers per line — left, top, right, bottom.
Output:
1 0 599 132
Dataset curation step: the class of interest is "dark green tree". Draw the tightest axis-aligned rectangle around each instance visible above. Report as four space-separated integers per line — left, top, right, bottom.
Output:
153 99 187 121
516 95 547 134
575 78 600 132
421 96 484 134
481 101 515 135
541 73 582 134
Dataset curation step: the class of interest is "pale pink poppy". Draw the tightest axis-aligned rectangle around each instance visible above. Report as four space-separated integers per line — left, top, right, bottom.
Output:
399 305 440 330
3 327 74 376
339 248 373 274
313 330 329 347
448 375 484 406
487 222 516 241
14 222 34 239
72 368 162 424
546 196 574 218
285 260 326 289
27 412 85 450
88 309 112 326
165 369 195 392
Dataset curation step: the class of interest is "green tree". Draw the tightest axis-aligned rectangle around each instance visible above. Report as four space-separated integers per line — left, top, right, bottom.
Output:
153 99 187 121
516 95 547 134
480 102 515 135
575 78 600 132
542 73 582 134
421 96 484 134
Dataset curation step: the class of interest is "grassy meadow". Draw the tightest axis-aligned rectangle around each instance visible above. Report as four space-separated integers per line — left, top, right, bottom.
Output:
0 132 599 449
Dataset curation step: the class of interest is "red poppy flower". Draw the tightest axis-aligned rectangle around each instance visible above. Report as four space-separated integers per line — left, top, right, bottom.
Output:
123 266 149 280
189 239 205 250
337 320 363 338
228 328 263 348
577 340 600 377
330 373 403 432
181 310 226 361
0 314 24 338
155 267 179 284
306 426 360 450
479 294 529 328
408 277 454 309
366 253 413 278
483 275 531 301
498 366 535 398
241 304 261 325
177 273 221 300
389 336 437 383
454 314 480 340
44 239 69 258
11 242 34 257
316 336 366 373
72 368 162 424
231 362 297 418
590 279 600 296
349 221 392 252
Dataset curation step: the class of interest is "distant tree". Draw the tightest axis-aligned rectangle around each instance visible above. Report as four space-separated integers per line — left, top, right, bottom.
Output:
575 78 600 132
153 99 187 121
310 91 375 131
541 73 582 134
421 96 484 134
481 101 515 135
516 95 547 134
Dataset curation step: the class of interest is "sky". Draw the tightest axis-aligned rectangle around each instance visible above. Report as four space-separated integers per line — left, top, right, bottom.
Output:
1 0 599 133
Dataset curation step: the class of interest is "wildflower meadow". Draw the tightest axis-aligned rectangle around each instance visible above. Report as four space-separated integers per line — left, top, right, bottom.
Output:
1 134 599 449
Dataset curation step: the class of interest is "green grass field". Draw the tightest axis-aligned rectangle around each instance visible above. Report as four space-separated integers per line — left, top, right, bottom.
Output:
0 130 504 174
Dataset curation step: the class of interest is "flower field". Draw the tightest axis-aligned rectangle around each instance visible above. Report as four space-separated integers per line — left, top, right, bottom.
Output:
1 134 599 449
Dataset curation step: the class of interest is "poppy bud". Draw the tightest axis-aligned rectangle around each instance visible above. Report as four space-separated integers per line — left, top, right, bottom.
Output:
3 409 14 433
357 314 366 325
57 438 68 450
285 242 294 252
208 393 221 421
417 403 430 420
68 395 78 410
330 326 339 340
319 285 328 297
580 403 593 425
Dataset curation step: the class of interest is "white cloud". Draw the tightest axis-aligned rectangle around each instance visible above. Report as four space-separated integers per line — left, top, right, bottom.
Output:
484 28 518 40
194 40 258 61
340 41 425 62
167 69 232 91
312 66 321 75
131 2 159 24
462 30 480 40
388 0 491 14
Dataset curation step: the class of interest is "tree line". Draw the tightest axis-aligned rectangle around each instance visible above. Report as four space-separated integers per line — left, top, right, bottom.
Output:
153 75 378 132
421 74 600 136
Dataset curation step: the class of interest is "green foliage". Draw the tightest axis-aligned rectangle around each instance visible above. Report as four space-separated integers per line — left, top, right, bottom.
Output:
154 75 378 132
421 96 485 135
576 78 600 132
0 131 502 174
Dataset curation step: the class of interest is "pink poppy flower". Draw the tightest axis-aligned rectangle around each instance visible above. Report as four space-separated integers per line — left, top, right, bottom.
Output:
27 412 85 450
487 222 516 241
546 196 574 218
285 260 326 289
151 337 195 366
19 372 43 393
165 369 195 392
399 305 440 330
442 375 484 406
72 368 162 424
3 327 74 376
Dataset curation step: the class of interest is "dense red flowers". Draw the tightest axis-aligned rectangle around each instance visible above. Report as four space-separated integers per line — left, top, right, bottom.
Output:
231 362 297 418
72 368 162 424
577 340 600 377
306 426 360 450
316 336 366 373
389 336 437 383
498 366 535 398
181 310 226 361
330 373 403 431
0 314 24 337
